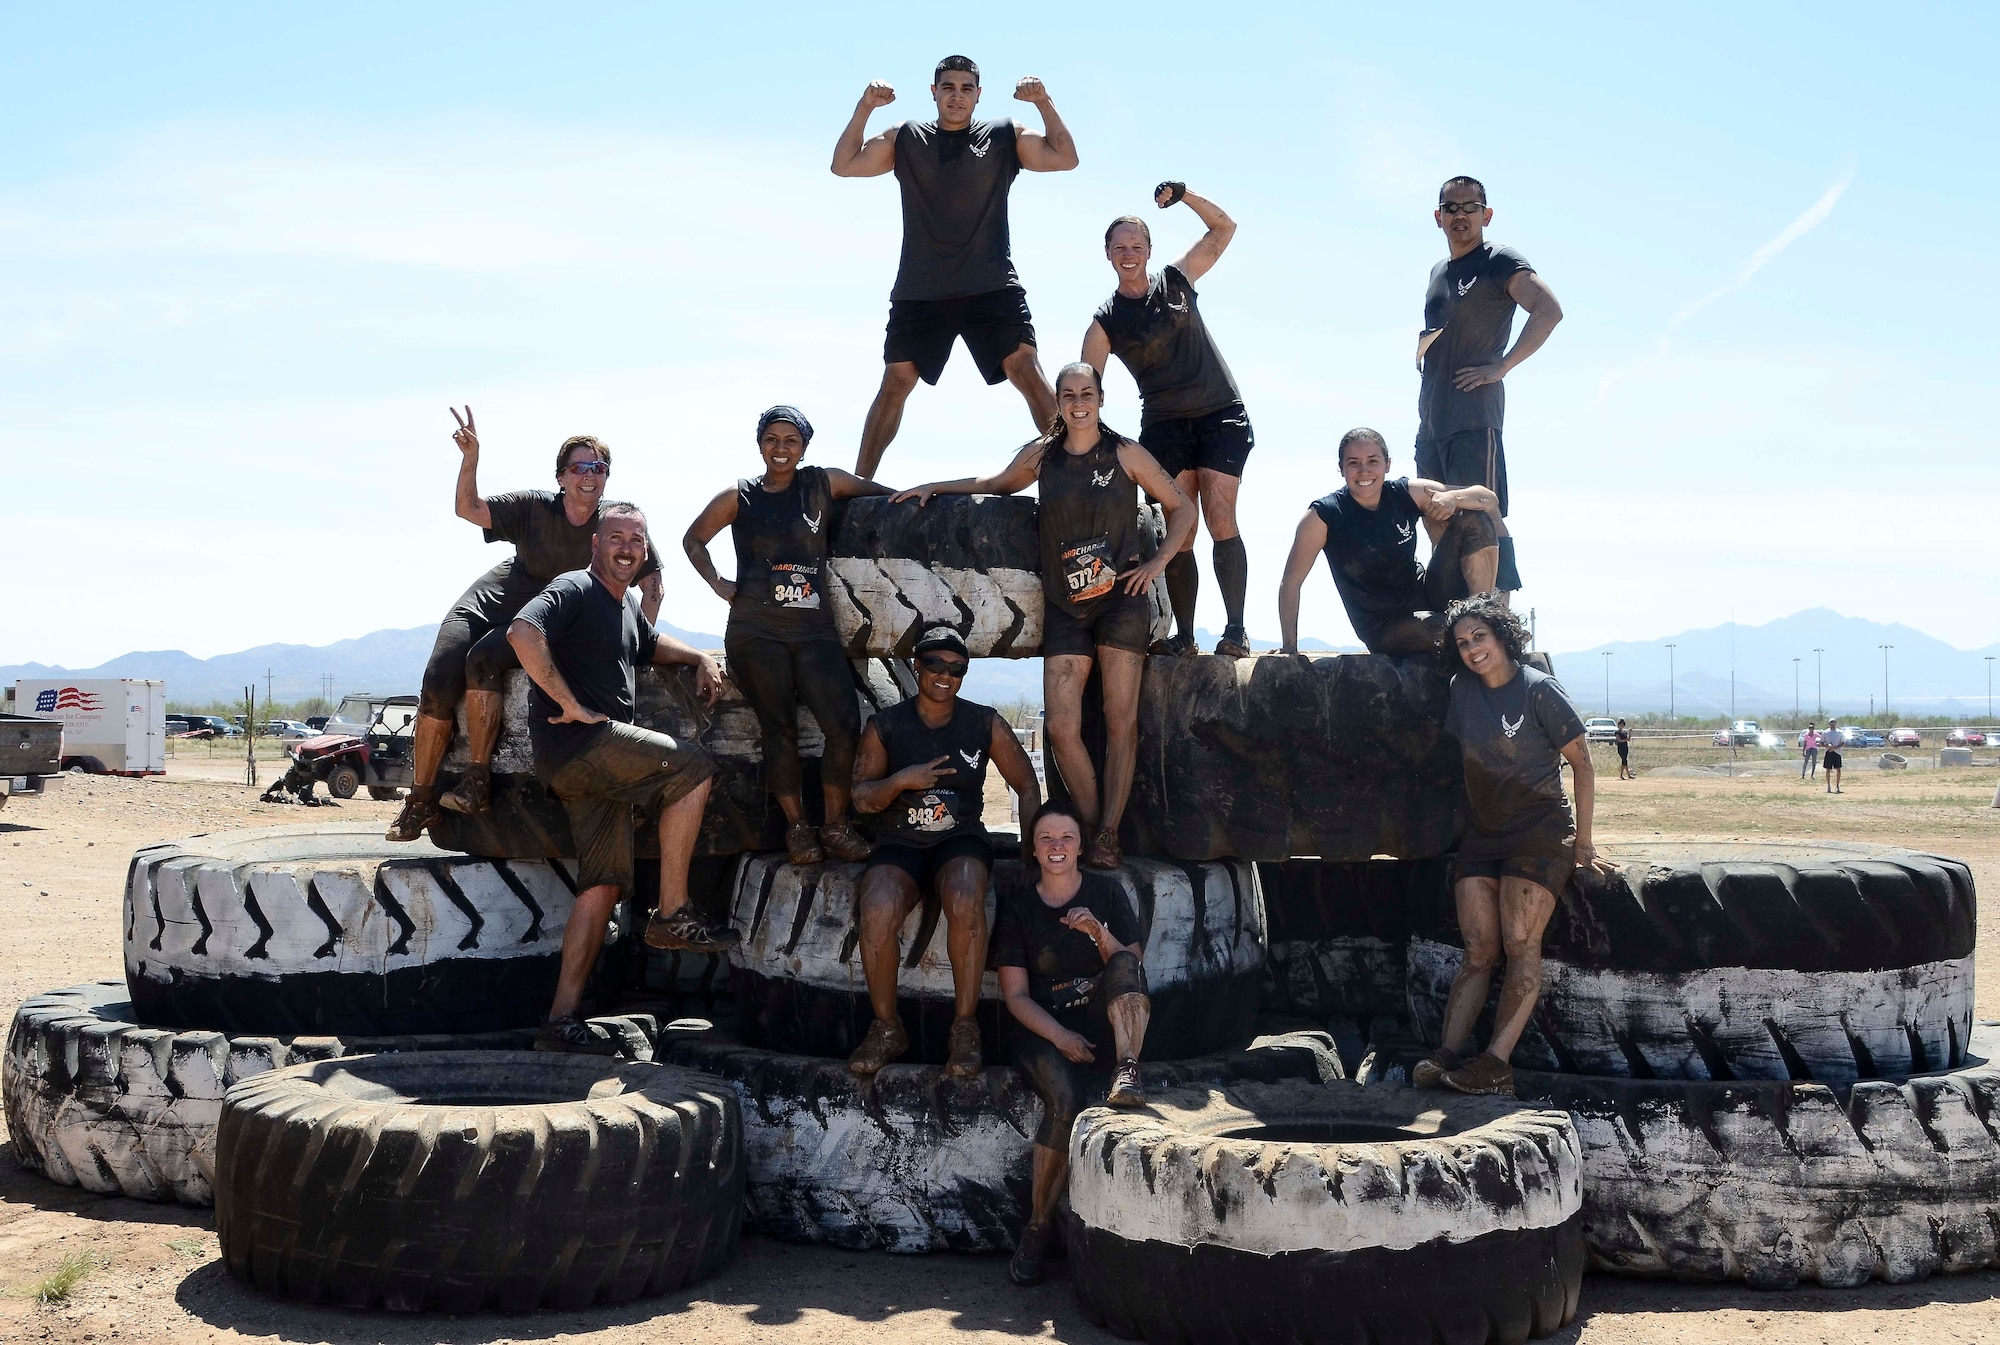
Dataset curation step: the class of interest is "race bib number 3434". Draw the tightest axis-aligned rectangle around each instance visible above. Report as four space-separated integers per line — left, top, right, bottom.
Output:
770 561 820 610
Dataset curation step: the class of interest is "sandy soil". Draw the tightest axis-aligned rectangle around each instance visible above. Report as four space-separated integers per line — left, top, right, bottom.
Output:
2 762 1997 1343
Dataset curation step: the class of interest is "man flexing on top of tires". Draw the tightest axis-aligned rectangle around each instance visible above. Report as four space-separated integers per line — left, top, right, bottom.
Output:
846 626 1042 1079
1417 176 1563 598
387 409 662 843
507 504 739 1054
895 362 1195 870
1275 427 1499 655
832 56 1078 478
1085 182 1255 658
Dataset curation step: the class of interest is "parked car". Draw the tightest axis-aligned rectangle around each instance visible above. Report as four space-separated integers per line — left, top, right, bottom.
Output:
1888 727 1922 748
164 716 193 736
305 716 330 732
1946 729 1987 747
179 714 238 737
1715 719 1762 746
1843 728 1886 748
263 720 317 740
1582 717 1619 742
263 694 417 803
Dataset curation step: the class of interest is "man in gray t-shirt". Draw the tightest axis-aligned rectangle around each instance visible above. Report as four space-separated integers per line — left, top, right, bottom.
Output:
832 55 1079 477
1416 176 1564 596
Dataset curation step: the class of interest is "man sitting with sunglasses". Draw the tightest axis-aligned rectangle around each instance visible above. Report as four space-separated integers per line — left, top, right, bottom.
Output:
846 627 1043 1078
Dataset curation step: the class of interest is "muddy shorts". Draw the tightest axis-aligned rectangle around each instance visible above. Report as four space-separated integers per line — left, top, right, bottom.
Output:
1044 589 1153 659
1452 852 1574 899
1139 402 1256 479
547 722 715 893
866 833 995 891
885 285 1037 386
1416 426 1509 518
1009 950 1149 1148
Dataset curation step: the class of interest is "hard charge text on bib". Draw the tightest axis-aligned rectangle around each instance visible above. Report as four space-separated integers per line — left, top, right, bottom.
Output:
1061 535 1116 604
770 561 821 610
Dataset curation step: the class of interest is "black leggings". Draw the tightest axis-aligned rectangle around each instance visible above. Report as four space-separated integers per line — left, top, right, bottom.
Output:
418 611 524 719
724 633 860 798
1010 951 1148 1148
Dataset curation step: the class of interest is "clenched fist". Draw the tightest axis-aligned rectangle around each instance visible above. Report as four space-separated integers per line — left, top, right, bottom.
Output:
860 80 896 110
1014 76 1050 104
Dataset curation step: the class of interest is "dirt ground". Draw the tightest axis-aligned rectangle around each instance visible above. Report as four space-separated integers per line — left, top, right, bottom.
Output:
1 760 1997 1343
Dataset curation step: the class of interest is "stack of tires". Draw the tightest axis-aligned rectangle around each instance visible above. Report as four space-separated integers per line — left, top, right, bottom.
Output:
3 823 746 1312
1378 841 1999 1290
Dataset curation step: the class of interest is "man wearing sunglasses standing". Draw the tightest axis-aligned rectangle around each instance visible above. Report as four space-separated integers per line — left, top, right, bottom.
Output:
846 627 1043 1078
1416 177 1564 600
832 55 1078 478
387 410 663 843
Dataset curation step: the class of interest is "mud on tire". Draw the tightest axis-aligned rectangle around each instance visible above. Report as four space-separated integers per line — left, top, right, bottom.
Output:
1066 1078 1583 1344
123 823 589 1036
215 1051 742 1311
728 849 1268 1063
1407 843 1977 1081
1259 857 1441 1019
660 1030 1341 1254
2 981 652 1206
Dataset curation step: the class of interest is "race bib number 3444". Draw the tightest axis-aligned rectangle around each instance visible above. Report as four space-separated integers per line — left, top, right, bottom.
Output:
1061 535 1115 603
770 561 820 609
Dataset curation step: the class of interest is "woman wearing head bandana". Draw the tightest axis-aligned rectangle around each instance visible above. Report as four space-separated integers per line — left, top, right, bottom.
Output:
685 407 896 864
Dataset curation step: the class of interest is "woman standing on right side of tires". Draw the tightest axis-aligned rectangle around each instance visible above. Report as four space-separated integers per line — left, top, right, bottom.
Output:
1416 593 1612 1097
684 406 893 865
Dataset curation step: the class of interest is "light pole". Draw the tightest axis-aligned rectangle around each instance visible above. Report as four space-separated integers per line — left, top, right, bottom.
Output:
1792 657 1800 719
1602 651 1613 717
1879 644 1893 719
1814 647 1824 717
1664 643 1677 721
1987 656 1995 722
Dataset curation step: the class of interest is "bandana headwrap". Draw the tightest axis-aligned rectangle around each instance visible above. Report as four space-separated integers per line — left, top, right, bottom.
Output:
756 405 814 446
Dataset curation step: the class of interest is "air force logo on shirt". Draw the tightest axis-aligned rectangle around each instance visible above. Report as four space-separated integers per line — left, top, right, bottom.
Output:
803 509 823 535
1457 275 1479 297
1395 521 1415 544
1091 468 1116 488
1501 713 1525 739
969 140 990 158
959 749 982 769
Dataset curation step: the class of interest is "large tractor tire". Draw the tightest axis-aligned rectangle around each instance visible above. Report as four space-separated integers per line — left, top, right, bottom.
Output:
728 849 1268 1063
123 823 590 1036
215 1051 742 1311
826 494 1171 659
1406 842 1976 1082
1259 857 1443 1019
1066 1078 1583 1343
1127 653 1462 862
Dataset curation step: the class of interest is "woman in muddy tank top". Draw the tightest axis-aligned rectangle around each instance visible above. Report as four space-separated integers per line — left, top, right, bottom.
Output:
893 363 1195 870
684 405 894 865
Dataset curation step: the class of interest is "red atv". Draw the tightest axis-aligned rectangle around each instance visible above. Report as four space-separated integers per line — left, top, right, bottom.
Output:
262 694 418 804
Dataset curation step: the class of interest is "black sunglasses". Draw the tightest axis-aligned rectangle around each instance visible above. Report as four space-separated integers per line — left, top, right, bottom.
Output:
1438 200 1487 216
916 654 969 677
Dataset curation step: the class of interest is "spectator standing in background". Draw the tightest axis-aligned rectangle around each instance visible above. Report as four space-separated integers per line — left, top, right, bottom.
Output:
1800 723 1821 781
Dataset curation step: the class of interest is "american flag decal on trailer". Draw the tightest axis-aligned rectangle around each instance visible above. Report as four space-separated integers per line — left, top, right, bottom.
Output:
35 687 103 713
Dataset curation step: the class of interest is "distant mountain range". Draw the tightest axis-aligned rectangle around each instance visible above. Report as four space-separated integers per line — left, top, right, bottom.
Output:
4 608 1994 719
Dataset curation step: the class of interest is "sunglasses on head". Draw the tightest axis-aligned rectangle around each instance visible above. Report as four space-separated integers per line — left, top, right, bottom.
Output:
916 654 968 676
565 460 609 476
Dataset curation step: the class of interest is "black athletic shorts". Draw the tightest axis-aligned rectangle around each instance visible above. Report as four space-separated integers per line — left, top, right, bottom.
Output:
866 832 995 891
1044 590 1153 658
1139 402 1255 479
1452 851 1574 899
885 285 1037 386
1416 426 1509 518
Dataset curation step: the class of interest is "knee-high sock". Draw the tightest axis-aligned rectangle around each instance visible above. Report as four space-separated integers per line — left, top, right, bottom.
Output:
1212 536 1248 630
1497 537 1522 592
1164 552 1199 639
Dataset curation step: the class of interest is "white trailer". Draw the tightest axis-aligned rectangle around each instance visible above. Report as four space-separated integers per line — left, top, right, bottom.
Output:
11 678 167 776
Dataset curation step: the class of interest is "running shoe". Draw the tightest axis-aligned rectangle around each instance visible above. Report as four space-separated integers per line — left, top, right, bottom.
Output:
944 1017 984 1078
438 764 491 815
533 1015 619 1056
384 792 441 842
644 908 741 954
786 817 825 866
1214 625 1253 658
848 1017 911 1077
1441 1052 1515 1096
819 819 873 863
1084 827 1123 870
1411 1047 1464 1090
1008 1221 1052 1287
1107 1057 1145 1107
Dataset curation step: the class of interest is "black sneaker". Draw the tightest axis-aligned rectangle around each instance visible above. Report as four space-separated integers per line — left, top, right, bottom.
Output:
1148 633 1197 657
1214 626 1252 658
1008 1221 1052 1287
439 765 491 815
384 793 441 842
533 1015 618 1056
645 908 741 953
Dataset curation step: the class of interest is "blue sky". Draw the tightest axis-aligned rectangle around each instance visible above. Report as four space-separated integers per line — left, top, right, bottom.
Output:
5 4 1995 666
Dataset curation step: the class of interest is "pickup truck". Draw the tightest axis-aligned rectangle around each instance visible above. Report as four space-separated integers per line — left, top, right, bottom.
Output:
0 713 64 809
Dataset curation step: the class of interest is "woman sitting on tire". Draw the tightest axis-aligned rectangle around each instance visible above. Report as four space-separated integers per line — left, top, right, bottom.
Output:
996 799 1151 1287
1416 593 1610 1097
684 406 891 864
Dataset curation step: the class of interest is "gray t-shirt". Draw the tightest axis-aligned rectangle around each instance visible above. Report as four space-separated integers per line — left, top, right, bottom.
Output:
1418 243 1532 442
891 119 1021 301
1442 663 1583 859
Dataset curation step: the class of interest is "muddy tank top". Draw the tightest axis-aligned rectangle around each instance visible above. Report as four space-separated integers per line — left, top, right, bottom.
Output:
1035 435 1143 619
873 695 997 848
727 466 836 642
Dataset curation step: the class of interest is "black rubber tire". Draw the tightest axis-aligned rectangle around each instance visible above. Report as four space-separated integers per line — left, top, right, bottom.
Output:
1066 1078 1584 1343
659 1029 1340 1253
1259 857 1443 1018
826 494 1170 658
325 764 360 799
1406 842 1977 1081
123 823 607 1036
2 980 657 1206
365 785 401 802
1128 653 1462 862
429 659 911 860
728 846 1268 1063
1363 1022 2000 1289
214 1050 742 1311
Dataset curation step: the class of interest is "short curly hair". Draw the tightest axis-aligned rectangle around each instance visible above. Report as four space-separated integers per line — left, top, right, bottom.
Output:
1438 591 1530 677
